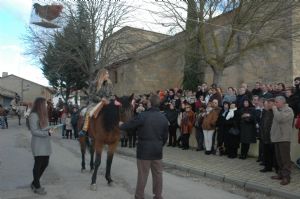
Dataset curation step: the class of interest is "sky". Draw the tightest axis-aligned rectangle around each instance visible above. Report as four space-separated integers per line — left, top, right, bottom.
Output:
0 0 183 87
0 0 49 85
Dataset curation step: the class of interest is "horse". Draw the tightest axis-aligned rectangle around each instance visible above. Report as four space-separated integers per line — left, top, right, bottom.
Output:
9 99 27 125
79 94 134 190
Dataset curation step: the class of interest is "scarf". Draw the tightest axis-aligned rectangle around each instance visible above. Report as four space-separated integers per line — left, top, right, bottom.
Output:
226 108 237 120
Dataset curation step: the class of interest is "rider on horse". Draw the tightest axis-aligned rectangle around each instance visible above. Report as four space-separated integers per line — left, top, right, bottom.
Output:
80 69 113 136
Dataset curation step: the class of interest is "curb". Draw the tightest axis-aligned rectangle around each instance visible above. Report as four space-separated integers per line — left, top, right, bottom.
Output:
116 149 300 199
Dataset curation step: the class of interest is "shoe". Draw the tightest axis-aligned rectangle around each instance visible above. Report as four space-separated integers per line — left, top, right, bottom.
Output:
196 148 203 151
239 155 246 160
167 144 172 147
259 162 265 166
256 159 261 162
280 178 290 185
260 168 272 173
182 147 188 150
34 187 47 195
271 175 282 180
79 130 86 137
205 151 211 155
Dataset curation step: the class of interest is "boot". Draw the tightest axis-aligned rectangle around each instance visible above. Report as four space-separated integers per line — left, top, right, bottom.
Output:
280 178 290 185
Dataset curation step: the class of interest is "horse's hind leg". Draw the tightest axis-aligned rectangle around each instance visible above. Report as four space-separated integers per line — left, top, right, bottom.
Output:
105 142 118 185
90 144 103 191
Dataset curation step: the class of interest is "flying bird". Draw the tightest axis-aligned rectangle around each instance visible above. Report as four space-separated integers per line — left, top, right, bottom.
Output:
33 3 63 21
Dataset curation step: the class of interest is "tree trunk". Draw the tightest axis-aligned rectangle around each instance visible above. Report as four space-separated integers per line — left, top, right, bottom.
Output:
213 68 224 86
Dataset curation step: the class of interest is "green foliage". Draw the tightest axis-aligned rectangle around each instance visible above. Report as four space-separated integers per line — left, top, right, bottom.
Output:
183 0 205 90
41 18 88 103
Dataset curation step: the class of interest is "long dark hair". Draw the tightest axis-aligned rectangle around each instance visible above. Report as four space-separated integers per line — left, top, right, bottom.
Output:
31 97 48 129
100 95 134 132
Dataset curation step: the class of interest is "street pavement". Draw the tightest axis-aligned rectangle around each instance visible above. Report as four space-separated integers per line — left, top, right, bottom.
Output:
117 139 300 199
0 118 252 199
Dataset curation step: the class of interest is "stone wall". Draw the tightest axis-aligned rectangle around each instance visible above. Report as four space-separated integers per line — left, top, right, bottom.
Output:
112 33 186 96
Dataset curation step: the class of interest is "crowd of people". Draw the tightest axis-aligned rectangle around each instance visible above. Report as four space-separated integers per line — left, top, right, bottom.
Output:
32 76 300 187
119 77 300 186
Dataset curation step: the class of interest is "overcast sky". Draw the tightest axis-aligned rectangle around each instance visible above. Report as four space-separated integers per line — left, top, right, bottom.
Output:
0 0 185 86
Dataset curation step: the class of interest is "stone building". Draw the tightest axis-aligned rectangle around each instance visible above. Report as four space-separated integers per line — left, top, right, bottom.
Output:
106 14 300 96
0 73 53 104
105 13 300 160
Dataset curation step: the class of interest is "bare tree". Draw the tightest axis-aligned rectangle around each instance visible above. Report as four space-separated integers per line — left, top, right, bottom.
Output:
23 0 134 96
152 0 300 85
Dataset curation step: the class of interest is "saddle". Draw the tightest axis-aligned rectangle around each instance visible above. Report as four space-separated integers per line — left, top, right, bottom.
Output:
90 100 107 118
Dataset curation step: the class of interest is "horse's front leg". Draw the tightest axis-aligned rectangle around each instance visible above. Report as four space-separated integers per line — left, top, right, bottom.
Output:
89 138 95 171
105 142 118 185
79 136 86 172
90 144 103 191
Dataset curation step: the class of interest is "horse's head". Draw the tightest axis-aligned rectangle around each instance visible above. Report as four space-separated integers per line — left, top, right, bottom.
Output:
115 94 134 123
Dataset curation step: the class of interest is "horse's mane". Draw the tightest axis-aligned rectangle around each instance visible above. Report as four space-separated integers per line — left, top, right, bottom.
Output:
100 101 120 132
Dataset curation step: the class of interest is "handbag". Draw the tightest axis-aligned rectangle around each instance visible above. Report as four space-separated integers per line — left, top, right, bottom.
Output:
228 127 240 135
295 114 300 129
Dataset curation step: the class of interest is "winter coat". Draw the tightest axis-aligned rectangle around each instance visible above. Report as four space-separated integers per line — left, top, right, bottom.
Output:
120 107 168 160
202 107 221 130
239 107 257 144
65 117 72 130
89 80 113 103
216 109 229 132
270 105 294 143
224 109 240 149
180 110 195 134
260 92 273 99
29 113 52 156
165 108 179 127
287 93 300 117
71 111 79 126
260 109 273 144
236 94 247 109
252 88 262 96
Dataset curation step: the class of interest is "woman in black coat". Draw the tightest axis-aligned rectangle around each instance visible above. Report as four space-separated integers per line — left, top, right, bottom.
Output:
165 103 179 147
224 102 240 158
216 101 230 155
239 99 256 159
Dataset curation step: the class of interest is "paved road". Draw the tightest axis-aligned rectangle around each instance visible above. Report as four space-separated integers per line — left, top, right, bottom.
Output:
0 118 248 199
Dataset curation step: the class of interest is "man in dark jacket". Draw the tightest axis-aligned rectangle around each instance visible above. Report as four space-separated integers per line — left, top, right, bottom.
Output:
71 107 79 139
260 99 277 172
120 94 168 199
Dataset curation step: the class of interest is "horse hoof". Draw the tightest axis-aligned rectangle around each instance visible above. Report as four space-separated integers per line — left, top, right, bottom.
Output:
106 177 113 185
90 184 97 191
108 180 113 186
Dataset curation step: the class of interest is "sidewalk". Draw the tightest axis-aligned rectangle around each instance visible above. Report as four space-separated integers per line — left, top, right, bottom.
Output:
117 145 300 199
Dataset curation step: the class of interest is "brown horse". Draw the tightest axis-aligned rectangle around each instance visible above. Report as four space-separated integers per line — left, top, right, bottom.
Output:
79 94 134 190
